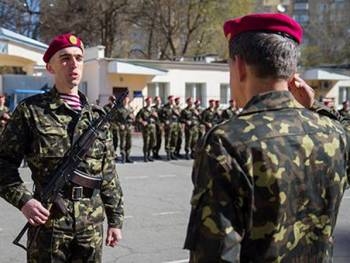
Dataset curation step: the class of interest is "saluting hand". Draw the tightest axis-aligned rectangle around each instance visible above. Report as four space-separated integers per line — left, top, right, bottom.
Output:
288 74 315 108
21 198 50 226
105 227 122 247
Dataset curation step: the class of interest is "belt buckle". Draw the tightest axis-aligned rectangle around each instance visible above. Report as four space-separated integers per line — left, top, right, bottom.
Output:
71 186 83 201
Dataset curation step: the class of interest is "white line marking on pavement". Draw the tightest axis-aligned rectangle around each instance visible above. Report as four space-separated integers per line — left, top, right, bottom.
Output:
162 259 188 263
124 215 134 219
125 176 149 180
158 174 176 178
152 211 181 216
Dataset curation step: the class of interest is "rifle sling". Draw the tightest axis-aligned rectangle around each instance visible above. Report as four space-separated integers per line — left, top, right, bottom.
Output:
70 169 102 189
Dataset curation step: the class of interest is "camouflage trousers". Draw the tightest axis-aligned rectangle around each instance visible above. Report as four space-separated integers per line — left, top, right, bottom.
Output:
118 125 132 156
27 197 104 263
142 124 156 155
164 122 178 153
175 124 183 154
184 126 199 154
153 124 163 155
111 125 119 152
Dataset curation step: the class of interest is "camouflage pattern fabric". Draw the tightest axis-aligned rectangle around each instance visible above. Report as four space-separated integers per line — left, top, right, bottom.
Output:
116 106 134 156
175 104 183 155
201 107 216 132
222 107 238 121
0 105 10 134
152 104 163 156
104 102 119 151
160 103 180 154
184 91 349 263
137 106 157 155
180 106 199 157
0 88 124 262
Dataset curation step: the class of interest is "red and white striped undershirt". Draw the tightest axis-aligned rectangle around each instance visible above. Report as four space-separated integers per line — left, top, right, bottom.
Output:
59 93 82 111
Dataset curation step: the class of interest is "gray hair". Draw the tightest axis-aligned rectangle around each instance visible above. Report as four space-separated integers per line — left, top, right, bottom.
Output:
229 32 298 80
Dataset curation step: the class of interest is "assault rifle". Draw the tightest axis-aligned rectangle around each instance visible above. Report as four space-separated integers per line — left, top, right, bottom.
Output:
13 91 129 250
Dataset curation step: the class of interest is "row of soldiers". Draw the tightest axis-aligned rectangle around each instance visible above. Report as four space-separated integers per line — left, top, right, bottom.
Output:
104 94 239 163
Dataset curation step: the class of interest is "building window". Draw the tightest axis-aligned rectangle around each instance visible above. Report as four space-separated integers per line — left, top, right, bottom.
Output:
220 84 231 105
294 3 309 10
147 82 169 103
339 86 350 105
185 83 205 106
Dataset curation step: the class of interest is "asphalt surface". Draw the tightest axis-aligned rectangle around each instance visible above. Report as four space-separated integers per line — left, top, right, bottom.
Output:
0 135 350 262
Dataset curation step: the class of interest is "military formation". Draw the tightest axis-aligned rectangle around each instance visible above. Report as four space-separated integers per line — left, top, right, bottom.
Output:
103 94 240 163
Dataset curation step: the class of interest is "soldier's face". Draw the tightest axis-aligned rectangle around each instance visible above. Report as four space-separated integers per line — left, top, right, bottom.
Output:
47 47 83 92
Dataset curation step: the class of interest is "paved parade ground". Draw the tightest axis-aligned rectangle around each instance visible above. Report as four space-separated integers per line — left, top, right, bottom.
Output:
1 135 350 263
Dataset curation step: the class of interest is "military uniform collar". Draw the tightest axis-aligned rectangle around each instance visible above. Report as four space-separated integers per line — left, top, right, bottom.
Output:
48 86 90 111
242 90 304 115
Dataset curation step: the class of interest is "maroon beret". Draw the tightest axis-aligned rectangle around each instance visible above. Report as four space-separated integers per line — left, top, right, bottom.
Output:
186 97 192 102
209 99 215 103
43 33 84 63
175 97 180 101
223 13 303 44
194 99 201 104
145 96 152 101
168 95 174 100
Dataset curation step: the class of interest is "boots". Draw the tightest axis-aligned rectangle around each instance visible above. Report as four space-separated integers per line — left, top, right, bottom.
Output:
166 151 171 161
144 154 148 162
120 153 125 163
185 152 190 160
147 152 154 162
125 154 134 163
170 152 177 160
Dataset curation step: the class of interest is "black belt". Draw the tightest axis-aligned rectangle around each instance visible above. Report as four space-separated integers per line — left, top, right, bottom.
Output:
63 185 99 201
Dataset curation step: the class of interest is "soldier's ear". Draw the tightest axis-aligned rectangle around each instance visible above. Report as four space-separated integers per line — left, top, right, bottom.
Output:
46 63 55 74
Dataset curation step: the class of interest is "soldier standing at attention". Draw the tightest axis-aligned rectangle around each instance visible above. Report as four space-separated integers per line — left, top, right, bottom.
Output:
174 96 183 157
137 96 157 162
160 95 179 160
184 13 350 262
0 33 124 262
213 100 222 124
180 97 199 160
116 95 134 163
221 99 239 120
152 96 163 159
0 94 10 134
201 99 216 132
104 95 119 158
193 99 204 141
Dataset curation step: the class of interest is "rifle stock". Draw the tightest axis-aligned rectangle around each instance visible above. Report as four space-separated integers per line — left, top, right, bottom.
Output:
13 91 129 251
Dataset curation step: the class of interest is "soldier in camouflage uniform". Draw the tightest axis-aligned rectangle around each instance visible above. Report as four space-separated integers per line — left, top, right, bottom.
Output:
116 95 134 163
213 100 223 124
174 97 183 157
104 95 119 158
201 99 216 132
184 14 350 262
221 99 239 120
137 96 157 162
0 34 124 263
0 94 10 134
180 97 199 159
194 99 205 141
152 96 163 159
160 95 180 160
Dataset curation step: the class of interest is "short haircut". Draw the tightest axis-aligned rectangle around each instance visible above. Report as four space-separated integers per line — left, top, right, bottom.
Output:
229 32 298 80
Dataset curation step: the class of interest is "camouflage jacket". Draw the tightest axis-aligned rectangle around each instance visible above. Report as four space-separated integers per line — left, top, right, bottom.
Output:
0 88 124 228
222 107 238 120
137 106 157 125
201 107 216 127
184 91 349 262
116 106 134 126
160 103 180 124
181 106 199 127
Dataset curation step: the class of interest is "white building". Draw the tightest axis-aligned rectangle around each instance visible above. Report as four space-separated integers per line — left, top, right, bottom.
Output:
2 27 350 111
